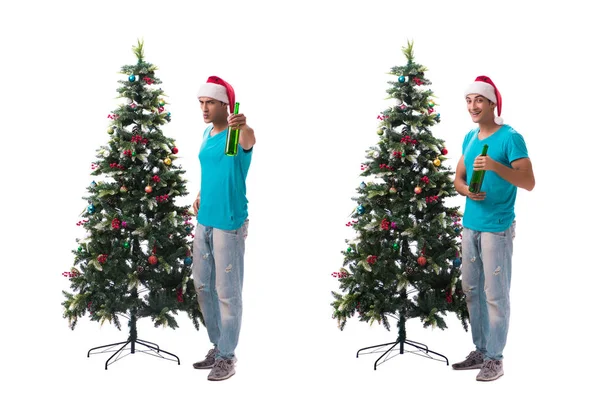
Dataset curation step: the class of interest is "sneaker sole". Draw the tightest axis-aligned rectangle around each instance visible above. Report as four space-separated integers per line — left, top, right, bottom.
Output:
452 363 484 370
476 372 504 382
193 364 215 370
207 370 236 381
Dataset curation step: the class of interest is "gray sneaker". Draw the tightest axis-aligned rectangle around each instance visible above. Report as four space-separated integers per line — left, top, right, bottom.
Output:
452 351 484 370
192 347 217 369
476 359 504 381
207 358 236 381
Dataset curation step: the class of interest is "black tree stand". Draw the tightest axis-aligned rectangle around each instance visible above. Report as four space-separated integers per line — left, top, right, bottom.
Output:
87 308 180 370
356 315 448 370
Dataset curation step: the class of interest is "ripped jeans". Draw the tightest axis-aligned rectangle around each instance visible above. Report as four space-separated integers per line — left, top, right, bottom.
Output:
461 220 515 361
192 220 249 360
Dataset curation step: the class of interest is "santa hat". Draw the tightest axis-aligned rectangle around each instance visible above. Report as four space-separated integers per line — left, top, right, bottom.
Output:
196 76 236 113
464 75 503 125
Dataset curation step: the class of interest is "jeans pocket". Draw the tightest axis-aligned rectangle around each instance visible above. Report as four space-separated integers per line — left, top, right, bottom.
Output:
221 228 239 236
221 220 249 237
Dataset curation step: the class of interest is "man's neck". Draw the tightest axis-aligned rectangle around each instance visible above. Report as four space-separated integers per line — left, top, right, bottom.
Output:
478 120 501 139
211 120 228 134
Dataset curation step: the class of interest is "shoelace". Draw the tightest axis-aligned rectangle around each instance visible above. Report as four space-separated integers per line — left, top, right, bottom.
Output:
482 360 499 372
214 359 232 369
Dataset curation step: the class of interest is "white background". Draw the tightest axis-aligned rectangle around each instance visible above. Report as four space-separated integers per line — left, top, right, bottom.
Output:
1 0 598 418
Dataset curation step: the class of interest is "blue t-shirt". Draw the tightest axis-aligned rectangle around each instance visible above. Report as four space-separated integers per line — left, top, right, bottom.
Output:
197 125 253 230
462 124 528 232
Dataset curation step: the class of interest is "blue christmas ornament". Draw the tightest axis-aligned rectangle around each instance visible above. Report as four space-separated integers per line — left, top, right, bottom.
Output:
90 181 97 187
357 205 365 215
184 257 192 266
185 225 193 232
360 182 366 189
454 227 460 233
87 204 96 214
129 74 135 82
398 76 405 83
453 258 461 268
167 112 171 117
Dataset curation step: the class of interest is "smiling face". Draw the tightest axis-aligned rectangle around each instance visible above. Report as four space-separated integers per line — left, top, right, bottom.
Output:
466 94 496 124
198 97 228 124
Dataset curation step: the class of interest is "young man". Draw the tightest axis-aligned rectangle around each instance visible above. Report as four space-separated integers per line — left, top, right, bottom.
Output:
452 76 535 381
191 76 256 381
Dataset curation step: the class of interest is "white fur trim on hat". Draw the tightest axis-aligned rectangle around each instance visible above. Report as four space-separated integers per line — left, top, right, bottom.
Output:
196 84 229 104
494 116 504 125
465 81 497 104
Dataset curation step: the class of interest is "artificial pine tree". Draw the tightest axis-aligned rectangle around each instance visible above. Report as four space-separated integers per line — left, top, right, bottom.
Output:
331 41 469 367
62 40 203 366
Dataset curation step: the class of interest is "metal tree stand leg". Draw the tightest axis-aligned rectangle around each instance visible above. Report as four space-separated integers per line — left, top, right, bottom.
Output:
86 309 180 370
355 314 448 370
356 338 448 370
87 338 180 370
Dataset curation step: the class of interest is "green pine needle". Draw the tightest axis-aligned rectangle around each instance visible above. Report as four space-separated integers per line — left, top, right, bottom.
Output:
133 38 145 62
402 39 415 62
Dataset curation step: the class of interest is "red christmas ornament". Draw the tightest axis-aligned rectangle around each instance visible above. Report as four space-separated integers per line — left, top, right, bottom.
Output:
414 77 423 86
441 148 448 155
156 194 169 203
367 255 378 264
172 147 179 154
381 218 390 230
414 186 422 194
417 256 427 266
97 254 108 264
145 185 153 193
148 255 158 265
111 218 120 229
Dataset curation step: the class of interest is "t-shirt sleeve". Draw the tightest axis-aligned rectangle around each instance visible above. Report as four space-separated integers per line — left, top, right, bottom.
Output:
506 131 529 164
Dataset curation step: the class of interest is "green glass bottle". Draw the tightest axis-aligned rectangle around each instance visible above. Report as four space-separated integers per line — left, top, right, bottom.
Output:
225 102 240 156
469 144 489 193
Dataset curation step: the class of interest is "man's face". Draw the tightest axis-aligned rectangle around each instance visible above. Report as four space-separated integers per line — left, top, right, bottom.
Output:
466 94 496 124
198 97 228 123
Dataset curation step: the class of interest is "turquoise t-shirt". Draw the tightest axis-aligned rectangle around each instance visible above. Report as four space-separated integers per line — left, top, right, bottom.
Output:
462 124 528 232
197 125 253 230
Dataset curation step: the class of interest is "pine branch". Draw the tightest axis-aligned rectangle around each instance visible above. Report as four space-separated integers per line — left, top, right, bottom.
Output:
402 39 415 62
132 38 145 62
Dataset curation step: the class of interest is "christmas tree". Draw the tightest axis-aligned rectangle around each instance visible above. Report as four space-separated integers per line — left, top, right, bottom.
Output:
62 40 203 348
331 41 469 354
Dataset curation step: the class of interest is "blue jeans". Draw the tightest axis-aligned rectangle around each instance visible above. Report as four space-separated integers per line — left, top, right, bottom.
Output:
461 221 515 361
192 220 249 360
